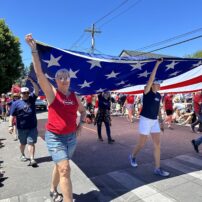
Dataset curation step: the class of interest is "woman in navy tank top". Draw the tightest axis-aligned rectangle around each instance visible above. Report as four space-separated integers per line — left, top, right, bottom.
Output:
129 58 170 177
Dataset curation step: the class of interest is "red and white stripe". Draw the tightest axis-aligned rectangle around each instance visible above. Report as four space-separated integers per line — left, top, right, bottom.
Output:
116 65 202 94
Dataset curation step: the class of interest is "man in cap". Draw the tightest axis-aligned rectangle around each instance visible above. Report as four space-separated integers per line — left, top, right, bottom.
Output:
9 78 39 167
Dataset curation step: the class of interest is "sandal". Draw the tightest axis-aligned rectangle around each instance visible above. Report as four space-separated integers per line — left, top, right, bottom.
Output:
50 190 63 202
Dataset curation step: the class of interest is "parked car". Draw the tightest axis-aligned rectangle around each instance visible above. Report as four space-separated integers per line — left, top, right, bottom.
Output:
35 99 47 111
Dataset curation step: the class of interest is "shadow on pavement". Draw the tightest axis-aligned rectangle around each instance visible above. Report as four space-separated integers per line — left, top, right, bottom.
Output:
73 190 100 202
0 160 7 188
0 138 6 148
35 156 52 164
0 177 8 188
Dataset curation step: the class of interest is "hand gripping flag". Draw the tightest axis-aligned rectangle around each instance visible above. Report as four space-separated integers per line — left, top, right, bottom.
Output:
27 41 202 95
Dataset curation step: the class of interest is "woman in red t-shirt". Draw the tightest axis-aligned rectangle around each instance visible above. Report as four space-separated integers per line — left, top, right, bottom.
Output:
163 94 174 129
124 95 135 122
26 34 86 202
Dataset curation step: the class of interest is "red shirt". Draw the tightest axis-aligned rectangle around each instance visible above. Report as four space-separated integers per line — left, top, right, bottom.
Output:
115 95 119 102
46 91 78 135
126 95 134 104
164 95 173 110
193 93 202 114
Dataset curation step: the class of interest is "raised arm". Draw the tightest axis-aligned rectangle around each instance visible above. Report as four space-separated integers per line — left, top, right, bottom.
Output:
28 77 39 97
25 34 55 104
144 58 163 94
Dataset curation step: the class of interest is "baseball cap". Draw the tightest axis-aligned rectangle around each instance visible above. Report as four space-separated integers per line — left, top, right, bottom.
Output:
21 87 30 93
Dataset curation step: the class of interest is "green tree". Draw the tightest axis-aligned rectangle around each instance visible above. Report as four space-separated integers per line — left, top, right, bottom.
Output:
186 50 202 58
0 19 24 93
16 62 34 86
191 50 202 58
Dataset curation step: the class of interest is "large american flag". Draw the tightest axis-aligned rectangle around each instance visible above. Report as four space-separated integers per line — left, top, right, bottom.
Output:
27 41 202 95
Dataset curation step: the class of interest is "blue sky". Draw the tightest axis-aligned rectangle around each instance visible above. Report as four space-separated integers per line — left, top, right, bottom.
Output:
1 0 202 67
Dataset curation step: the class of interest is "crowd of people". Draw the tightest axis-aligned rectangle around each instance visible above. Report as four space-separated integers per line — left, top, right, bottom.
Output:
80 91 202 132
0 34 201 202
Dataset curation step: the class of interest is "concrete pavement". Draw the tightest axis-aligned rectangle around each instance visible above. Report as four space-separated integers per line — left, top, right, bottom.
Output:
0 112 100 202
1 112 202 201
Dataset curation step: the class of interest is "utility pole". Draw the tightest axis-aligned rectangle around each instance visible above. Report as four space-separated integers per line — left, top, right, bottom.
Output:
85 24 101 53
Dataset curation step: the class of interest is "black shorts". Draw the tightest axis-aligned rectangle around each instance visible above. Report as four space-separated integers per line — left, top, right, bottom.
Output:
166 110 173 116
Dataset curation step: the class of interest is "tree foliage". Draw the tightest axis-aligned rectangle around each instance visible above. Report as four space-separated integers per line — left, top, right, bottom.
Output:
0 19 24 93
186 50 202 58
191 50 202 58
16 62 34 87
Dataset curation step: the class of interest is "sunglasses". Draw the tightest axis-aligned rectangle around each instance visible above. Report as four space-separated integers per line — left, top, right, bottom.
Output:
57 77 70 81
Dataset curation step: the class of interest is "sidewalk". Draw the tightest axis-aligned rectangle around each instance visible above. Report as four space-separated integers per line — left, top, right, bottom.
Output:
0 112 100 202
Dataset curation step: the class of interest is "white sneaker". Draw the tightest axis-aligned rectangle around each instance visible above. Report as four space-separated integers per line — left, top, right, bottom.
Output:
129 154 138 167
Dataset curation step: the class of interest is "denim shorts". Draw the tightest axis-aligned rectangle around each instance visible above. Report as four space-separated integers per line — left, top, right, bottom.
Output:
45 131 77 163
18 128 38 145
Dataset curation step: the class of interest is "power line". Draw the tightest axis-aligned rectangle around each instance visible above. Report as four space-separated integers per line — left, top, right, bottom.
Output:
99 0 142 28
135 27 202 52
94 0 130 25
94 48 106 55
73 34 91 51
135 35 202 57
70 0 142 51
79 0 130 52
69 32 86 50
